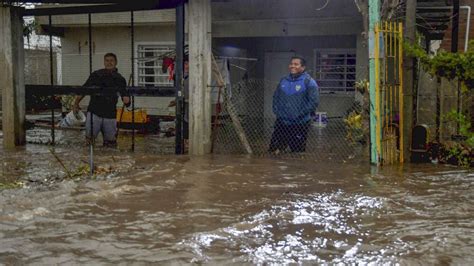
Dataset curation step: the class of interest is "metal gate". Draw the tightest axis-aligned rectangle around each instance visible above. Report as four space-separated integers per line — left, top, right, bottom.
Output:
374 22 404 164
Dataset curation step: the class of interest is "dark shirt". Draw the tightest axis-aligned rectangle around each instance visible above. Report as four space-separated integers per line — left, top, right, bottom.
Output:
83 68 128 119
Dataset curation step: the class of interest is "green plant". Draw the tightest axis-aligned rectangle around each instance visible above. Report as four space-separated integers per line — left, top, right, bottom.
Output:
444 110 474 148
23 20 38 48
443 142 472 167
355 79 368 94
404 40 474 90
344 110 368 144
61 95 76 111
0 181 24 190
437 110 474 167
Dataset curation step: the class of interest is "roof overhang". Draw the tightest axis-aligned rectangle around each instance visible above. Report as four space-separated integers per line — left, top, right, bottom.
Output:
0 0 187 16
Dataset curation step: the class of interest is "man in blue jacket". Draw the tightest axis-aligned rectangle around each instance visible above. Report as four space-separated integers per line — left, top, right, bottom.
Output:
269 56 319 153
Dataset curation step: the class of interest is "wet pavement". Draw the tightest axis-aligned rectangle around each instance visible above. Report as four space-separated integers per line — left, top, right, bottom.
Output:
0 129 473 264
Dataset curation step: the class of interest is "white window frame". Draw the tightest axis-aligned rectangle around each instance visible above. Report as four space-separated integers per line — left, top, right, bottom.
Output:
134 41 175 87
313 48 356 94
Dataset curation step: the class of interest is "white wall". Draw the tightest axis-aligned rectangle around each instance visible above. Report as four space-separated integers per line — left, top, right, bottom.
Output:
62 25 176 116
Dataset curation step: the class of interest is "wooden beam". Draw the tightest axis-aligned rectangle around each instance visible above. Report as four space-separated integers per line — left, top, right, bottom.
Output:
25 85 176 96
417 23 448 31
39 25 65 37
175 2 185 154
211 55 252 154
23 4 157 16
404 0 417 163
428 33 445 40
212 18 362 38
2 0 186 5
188 0 212 155
0 6 26 149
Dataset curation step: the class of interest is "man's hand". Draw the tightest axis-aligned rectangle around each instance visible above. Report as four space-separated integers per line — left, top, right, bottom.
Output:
168 100 176 107
72 102 80 114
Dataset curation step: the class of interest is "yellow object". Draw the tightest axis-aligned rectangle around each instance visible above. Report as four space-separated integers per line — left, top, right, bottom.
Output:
374 21 404 165
116 108 148 124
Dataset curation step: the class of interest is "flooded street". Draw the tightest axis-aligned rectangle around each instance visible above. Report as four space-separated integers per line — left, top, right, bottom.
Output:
1 132 473 264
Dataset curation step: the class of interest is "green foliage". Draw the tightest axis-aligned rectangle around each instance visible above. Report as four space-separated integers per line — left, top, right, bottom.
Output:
404 40 474 89
0 181 24 190
445 110 474 148
441 142 472 168
23 20 37 37
438 110 474 167
61 96 76 111
354 79 369 94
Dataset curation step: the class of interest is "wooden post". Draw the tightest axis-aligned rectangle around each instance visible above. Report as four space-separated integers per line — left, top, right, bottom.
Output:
188 0 212 155
175 2 185 154
403 0 416 162
368 0 380 164
0 6 26 149
211 55 253 154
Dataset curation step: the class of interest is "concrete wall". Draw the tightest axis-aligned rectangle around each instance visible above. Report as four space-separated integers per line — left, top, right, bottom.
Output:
417 71 439 140
0 49 57 111
214 35 359 119
417 72 474 143
214 35 357 79
24 49 58 85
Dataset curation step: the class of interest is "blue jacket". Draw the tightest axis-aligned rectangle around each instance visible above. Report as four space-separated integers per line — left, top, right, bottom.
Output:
273 72 319 125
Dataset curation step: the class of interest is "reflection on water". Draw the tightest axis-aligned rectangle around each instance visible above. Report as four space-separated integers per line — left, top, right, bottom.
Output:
0 140 473 264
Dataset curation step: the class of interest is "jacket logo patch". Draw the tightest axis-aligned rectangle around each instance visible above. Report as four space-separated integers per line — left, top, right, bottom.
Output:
295 85 302 91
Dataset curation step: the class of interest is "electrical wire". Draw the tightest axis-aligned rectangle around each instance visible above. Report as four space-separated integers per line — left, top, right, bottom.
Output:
316 0 330 11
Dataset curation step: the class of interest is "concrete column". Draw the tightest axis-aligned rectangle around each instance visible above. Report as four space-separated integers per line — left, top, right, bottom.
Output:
368 0 380 164
188 0 212 155
0 6 25 149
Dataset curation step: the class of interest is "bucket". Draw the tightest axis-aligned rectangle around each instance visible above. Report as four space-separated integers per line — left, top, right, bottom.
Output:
313 112 328 127
59 110 86 127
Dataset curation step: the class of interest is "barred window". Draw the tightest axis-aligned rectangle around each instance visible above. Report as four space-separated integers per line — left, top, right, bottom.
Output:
136 43 174 87
314 49 356 93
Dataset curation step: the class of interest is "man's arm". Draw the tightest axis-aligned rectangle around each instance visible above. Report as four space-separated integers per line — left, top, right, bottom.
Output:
73 72 96 112
273 82 282 116
305 79 319 114
72 95 85 113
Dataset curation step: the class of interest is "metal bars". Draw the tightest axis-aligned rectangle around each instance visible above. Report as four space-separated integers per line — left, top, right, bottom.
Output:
49 15 55 145
374 21 404 165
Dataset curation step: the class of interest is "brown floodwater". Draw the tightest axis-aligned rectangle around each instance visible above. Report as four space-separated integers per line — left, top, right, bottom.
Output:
0 129 473 264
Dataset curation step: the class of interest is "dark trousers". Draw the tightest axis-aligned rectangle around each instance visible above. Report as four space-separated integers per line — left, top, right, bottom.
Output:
269 119 310 153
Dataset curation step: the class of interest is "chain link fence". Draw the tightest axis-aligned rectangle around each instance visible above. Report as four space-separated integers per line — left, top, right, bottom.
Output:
212 79 369 162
